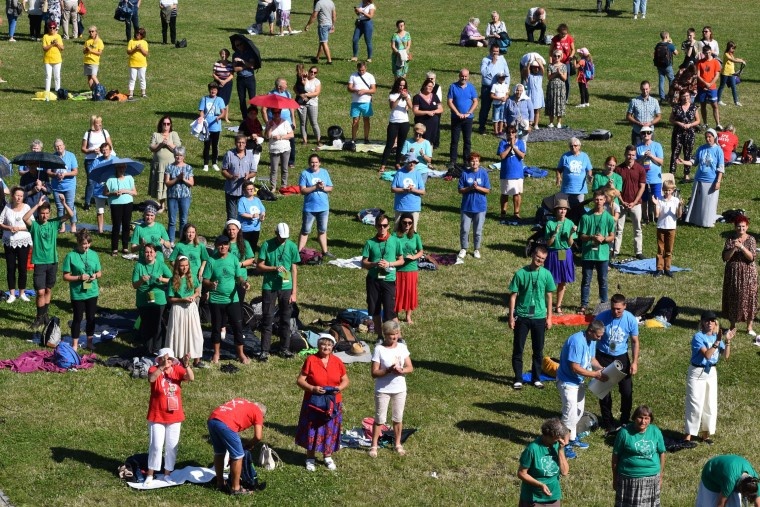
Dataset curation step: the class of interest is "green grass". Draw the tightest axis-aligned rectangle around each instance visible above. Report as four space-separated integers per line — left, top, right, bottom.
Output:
1 0 760 505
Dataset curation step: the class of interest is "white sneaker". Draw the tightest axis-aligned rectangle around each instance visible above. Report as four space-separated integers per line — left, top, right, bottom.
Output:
641 14 645 19
458 249 467 259
556 123 563 129
203 165 209 172
473 250 481 259
143 475 154 485
324 457 337 471
547 123 555 128
575 103 586 108
305 459 316 472
220 329 226 340
533 125 540 130
6 293 16 303
213 164 220 172
718 101 727 106
20 293 30 302
633 15 637 19
736 102 743 107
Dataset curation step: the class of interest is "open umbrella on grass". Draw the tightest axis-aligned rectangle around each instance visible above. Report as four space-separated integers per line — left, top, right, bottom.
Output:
89 158 145 183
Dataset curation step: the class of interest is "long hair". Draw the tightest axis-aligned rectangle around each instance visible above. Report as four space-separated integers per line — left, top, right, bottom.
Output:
180 223 199 246
390 76 408 94
396 212 416 237
171 256 194 293
225 223 247 257
156 114 173 133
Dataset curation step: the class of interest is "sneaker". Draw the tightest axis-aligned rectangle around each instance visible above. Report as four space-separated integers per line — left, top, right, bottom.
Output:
633 14 637 19
564 447 577 459
716 124 724 131
473 250 481 259
532 380 544 389
570 438 589 449
257 352 269 363
718 101 727 106
279 349 294 358
20 293 30 302
664 270 674 278
533 125 540 131
512 381 523 390
635 254 645 260
748 329 757 338
6 293 16 303
753 338 760 347
213 164 220 172
305 459 316 472
322 251 336 259
641 14 646 18
203 165 209 172
575 103 586 108
653 270 664 278
324 457 337 471
735 102 743 107
162 474 176 485
457 249 467 259
144 475 154 485
547 123 555 128
556 123 562 129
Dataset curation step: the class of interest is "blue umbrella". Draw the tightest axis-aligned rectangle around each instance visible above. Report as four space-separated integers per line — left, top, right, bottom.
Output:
89 157 145 183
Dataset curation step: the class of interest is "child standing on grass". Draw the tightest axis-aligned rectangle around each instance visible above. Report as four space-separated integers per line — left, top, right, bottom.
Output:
652 179 683 278
490 72 509 136
574 47 593 108
126 27 149 100
277 0 293 36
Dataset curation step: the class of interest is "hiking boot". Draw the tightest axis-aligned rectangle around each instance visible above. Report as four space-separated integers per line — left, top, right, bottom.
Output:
664 270 674 278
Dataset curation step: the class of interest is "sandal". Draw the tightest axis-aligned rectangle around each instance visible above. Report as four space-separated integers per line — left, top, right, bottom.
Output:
230 486 253 496
554 306 564 315
395 446 406 456
577 307 587 315
368 446 378 458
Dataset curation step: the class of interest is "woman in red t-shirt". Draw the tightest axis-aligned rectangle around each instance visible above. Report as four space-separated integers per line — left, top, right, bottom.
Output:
295 334 349 472
144 347 194 484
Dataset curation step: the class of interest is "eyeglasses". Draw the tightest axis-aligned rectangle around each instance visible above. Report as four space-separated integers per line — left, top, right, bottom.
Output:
377 223 389 228
571 144 580 147
308 70 318 74
703 30 710 33
642 132 652 135
401 221 413 225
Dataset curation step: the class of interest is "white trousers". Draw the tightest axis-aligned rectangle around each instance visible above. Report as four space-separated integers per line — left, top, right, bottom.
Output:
684 365 718 436
695 481 741 507
45 63 61 94
558 380 584 440
128 67 147 93
147 421 182 472
614 203 643 255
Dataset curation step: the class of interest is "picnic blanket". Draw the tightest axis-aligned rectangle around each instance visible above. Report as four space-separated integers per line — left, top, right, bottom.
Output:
327 256 363 269
611 258 691 275
526 128 587 143
522 372 556 382
201 329 261 359
318 143 385 153
334 340 371 364
553 313 594 326
0 349 96 373
126 466 217 490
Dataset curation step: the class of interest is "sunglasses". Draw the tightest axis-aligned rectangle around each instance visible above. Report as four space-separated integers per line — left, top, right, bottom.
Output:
401 221 413 225
163 122 172 125
377 223 389 228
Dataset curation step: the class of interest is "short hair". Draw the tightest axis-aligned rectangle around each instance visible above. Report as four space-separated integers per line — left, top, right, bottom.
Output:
611 293 626 305
739 477 759 499
660 31 669 40
569 137 581 147
243 179 255 189
254 402 268 417
396 19 405 28
468 152 481 162
490 11 499 18
143 242 158 252
308 153 320 163
632 405 654 422
274 77 286 88
588 319 606 334
605 155 618 166
724 123 735 133
687 28 696 35
208 81 219 90
136 27 146 38
469 17 480 26
75 229 92 245
507 125 518 134
533 244 548 256
38 201 51 212
382 320 400 335
31 139 43 150
425 71 436 80
357 61 367 70
413 122 426 133
219 48 230 59
100 142 110 151
593 189 607 198
541 418 570 439
735 215 750 226
235 133 248 144
374 213 389 226
662 180 676 190
557 23 568 32
88 25 98 33
624 144 636 154
174 146 186 157
640 80 651 87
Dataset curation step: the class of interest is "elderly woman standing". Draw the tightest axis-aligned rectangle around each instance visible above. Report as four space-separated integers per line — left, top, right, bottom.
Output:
681 129 724 228
722 216 757 337
545 50 567 128
149 115 180 213
296 333 349 472
683 311 734 445
668 90 700 181
369 321 413 458
81 116 113 210
504 84 535 135
612 405 666 507
164 146 193 243
517 418 570 505
459 17 486 47
144 348 194 485
266 108 294 189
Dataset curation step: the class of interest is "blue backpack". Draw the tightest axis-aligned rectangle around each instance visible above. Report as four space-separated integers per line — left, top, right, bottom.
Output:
54 342 82 369
584 60 595 81
92 83 106 101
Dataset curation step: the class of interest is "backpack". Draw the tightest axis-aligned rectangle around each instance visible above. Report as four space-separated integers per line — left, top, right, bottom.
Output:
741 139 757 164
53 342 82 369
298 248 322 265
91 83 106 101
495 31 511 55
651 297 678 323
257 443 281 471
584 60 595 81
256 185 277 202
588 129 613 140
240 450 266 491
42 316 61 348
114 0 133 22
56 88 69 100
329 322 358 352
653 42 671 68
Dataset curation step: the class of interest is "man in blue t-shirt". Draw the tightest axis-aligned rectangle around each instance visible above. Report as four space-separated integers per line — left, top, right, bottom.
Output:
556 137 592 224
498 126 527 222
447 69 479 167
297 154 334 257
49 138 78 233
391 153 426 230
557 320 608 454
595 293 640 435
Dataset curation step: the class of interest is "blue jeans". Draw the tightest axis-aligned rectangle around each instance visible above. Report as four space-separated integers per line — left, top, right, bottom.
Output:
125 5 139 40
657 65 674 100
301 209 329 235
581 260 608 308
84 158 95 207
632 0 647 15
352 19 373 59
460 210 485 249
167 196 190 240
717 74 738 103
53 186 77 224
236 73 257 119
7 15 18 38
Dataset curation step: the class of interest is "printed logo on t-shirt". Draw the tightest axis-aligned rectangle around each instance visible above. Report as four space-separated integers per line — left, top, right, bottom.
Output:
311 177 322 185
403 177 416 189
568 159 584 175
539 456 559 476
634 439 655 459
250 206 260 215
607 325 628 352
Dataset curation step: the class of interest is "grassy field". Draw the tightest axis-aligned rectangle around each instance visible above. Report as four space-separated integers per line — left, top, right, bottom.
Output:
0 0 759 505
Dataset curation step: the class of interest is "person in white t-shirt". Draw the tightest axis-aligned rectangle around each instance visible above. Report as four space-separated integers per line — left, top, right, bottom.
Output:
276 0 292 35
369 320 413 458
652 179 683 278
347 61 377 143
490 73 509 136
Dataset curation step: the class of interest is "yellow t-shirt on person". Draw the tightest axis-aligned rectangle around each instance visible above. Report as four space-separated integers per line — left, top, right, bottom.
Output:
42 34 63 65
722 53 735 76
127 40 149 68
83 38 104 66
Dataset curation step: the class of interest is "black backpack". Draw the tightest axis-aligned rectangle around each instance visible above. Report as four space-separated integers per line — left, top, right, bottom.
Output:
653 42 670 68
651 297 678 323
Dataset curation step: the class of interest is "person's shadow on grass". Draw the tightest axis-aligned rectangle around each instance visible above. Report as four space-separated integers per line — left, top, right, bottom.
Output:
51 447 122 474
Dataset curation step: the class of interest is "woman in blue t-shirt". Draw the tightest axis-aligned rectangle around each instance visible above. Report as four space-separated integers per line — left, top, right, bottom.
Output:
458 152 491 260
198 82 227 172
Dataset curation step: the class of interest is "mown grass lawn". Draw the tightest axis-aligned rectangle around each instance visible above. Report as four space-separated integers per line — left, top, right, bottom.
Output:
1 0 759 505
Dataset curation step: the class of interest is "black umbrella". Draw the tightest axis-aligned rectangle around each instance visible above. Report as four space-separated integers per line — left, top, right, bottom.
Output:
11 151 66 170
229 34 262 71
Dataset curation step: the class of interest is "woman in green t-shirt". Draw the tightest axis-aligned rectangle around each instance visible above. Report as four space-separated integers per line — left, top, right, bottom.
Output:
131 242 172 354
544 200 577 316
169 223 208 283
393 212 423 324
62 230 103 350
518 418 570 505
165 256 204 367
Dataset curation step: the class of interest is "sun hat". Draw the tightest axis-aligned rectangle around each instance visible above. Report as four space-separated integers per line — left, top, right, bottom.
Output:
640 126 654 133
554 198 570 210
225 219 242 230
156 348 175 359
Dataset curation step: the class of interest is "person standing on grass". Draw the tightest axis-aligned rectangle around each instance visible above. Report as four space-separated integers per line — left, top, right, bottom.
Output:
626 81 661 147
478 45 509 136
394 212 423 324
636 126 664 225
132 242 172 355
237 181 266 255
158 0 178 45
696 46 722 130
23 195 73 328
232 37 258 120
297 154 333 258
544 199 576 316
304 0 335 65
651 179 683 278
614 145 647 260
447 68 478 168
49 139 78 233
347 61 377 144
498 126 526 223
263 78 297 169
41 21 63 99
126 27 148 100
549 23 574 99
1 187 32 304
208 398 267 496
556 137 592 225
104 156 136 255
391 153 426 231
62 229 101 350
82 26 103 90
508 245 555 391
517 418 570 505
595 293 640 436
577 190 615 315
362 214 403 342
458 152 490 260
198 82 226 173
351 0 375 62
653 31 678 103
222 135 257 221
164 146 194 243
556 320 608 458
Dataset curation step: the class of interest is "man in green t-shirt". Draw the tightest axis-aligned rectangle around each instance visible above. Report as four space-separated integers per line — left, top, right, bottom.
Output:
508 244 556 390
577 190 616 314
256 223 300 362
23 194 73 328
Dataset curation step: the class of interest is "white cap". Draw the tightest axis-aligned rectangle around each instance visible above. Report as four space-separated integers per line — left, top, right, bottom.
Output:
225 219 242 230
156 348 175 361
276 222 290 239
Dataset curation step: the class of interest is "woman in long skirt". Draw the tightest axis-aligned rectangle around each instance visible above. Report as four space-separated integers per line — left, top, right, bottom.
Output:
394 212 423 324
165 256 204 367
544 200 576 315
681 129 724 228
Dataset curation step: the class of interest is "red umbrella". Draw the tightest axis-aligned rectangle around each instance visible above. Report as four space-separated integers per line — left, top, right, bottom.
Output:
249 93 299 110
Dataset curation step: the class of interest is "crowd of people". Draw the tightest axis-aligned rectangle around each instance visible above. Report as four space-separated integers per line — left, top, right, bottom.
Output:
0 1 757 504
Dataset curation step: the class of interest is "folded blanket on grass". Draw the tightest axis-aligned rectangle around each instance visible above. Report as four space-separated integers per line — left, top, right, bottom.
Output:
611 258 691 275
327 256 363 269
0 349 96 373
126 467 217 490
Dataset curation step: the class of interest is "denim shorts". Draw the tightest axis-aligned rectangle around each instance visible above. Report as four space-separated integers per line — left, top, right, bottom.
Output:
492 102 505 122
696 88 717 103
318 24 331 43
350 101 373 118
207 418 244 459
301 210 329 234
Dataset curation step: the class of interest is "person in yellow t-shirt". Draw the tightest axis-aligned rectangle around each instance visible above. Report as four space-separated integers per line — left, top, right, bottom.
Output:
126 27 149 99
83 25 105 89
42 21 64 98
